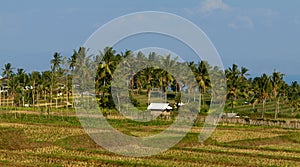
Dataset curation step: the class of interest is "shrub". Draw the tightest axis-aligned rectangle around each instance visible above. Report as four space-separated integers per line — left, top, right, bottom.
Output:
244 116 250 123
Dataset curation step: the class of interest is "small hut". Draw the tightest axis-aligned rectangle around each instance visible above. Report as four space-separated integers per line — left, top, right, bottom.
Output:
147 103 172 117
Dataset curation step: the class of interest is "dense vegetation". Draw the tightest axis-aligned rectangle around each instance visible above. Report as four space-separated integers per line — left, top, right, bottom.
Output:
0 47 299 120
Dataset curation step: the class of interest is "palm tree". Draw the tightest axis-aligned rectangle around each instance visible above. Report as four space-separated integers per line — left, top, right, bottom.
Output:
96 47 119 108
8 74 19 108
190 61 211 105
288 81 299 113
239 67 250 101
16 68 27 107
2 63 14 80
30 71 41 111
249 77 260 110
68 50 78 71
160 54 178 101
2 63 14 108
61 56 70 109
270 71 284 119
225 64 241 112
41 71 52 111
50 52 62 108
257 74 270 118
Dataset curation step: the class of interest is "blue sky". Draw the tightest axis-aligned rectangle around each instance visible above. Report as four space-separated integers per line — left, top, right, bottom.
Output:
0 0 299 83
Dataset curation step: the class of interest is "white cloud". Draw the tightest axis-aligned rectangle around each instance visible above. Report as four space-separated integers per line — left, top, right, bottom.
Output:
200 0 230 13
228 16 254 29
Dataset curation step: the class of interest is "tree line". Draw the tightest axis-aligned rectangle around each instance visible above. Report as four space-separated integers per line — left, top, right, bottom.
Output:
0 47 299 119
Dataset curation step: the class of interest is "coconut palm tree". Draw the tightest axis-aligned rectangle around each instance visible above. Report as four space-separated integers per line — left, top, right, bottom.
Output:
2 63 14 80
190 61 211 105
158 54 178 103
16 68 27 107
239 67 250 101
2 63 14 107
225 64 241 112
257 73 271 118
288 81 299 113
50 52 62 108
68 50 78 71
61 56 70 109
30 71 41 111
96 47 119 108
270 71 284 119
8 74 19 107
41 71 52 110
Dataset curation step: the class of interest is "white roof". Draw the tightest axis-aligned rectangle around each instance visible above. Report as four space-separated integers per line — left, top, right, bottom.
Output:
147 103 169 110
221 113 238 118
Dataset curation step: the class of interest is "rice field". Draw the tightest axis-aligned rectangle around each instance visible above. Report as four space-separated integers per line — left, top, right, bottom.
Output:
0 112 300 166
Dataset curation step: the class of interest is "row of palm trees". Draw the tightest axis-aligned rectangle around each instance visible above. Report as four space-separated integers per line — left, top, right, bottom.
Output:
88 47 300 119
0 51 77 110
0 46 299 119
225 64 299 119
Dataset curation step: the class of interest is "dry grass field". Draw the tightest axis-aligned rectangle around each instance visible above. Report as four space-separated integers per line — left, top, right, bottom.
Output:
0 112 299 167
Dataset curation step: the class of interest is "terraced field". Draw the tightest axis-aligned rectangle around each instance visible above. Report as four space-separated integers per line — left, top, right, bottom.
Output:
0 112 299 166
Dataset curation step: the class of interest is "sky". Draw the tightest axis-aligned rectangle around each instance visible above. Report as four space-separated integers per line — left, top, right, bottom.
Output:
0 0 299 83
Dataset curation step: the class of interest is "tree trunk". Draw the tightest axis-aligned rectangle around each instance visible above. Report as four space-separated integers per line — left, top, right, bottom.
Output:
117 92 120 111
22 88 25 107
50 85 53 108
199 93 202 113
32 89 35 112
56 97 58 109
231 97 234 112
6 91 9 115
274 98 280 119
37 91 40 109
262 99 266 119
6 90 9 106
66 74 69 111
147 87 150 105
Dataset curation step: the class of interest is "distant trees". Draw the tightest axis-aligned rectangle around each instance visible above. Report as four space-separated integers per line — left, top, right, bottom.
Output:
0 46 299 120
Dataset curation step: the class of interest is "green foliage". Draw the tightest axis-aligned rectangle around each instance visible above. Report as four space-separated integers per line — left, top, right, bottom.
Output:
1 46 300 120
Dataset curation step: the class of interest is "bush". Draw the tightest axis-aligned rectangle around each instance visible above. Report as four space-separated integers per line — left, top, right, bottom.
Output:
279 120 286 123
244 116 250 123
295 114 300 119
